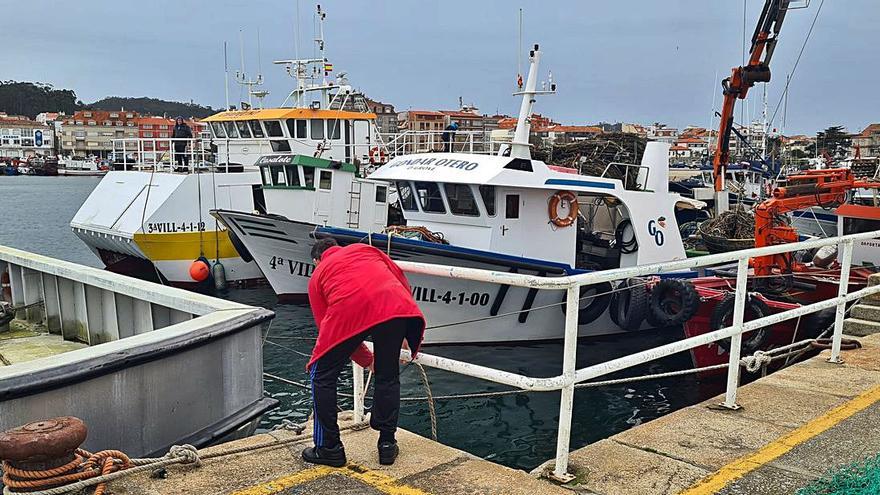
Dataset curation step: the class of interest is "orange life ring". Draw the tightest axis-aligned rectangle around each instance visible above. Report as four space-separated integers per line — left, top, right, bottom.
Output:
369 147 387 164
548 191 579 228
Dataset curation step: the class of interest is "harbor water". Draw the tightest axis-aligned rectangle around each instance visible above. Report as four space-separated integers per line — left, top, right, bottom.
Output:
0 175 725 471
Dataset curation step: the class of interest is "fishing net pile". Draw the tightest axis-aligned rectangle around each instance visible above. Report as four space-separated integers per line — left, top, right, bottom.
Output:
699 207 755 240
532 133 647 190
797 452 880 495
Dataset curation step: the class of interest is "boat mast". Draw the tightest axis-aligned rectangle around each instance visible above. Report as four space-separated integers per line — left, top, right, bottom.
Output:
509 44 555 160
316 4 330 109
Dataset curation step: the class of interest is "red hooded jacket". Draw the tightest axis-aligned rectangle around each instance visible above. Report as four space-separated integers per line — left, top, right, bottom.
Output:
307 243 425 370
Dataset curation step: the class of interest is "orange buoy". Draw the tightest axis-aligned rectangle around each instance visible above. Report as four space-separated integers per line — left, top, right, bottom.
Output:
189 260 210 282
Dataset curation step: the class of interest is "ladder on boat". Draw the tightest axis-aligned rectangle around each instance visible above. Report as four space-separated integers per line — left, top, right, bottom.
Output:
347 181 362 228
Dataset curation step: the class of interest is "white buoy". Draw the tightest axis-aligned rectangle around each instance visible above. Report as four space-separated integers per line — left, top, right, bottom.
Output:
212 261 228 291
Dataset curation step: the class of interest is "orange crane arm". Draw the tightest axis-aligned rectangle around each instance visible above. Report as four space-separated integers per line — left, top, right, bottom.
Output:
713 0 791 192
752 168 877 278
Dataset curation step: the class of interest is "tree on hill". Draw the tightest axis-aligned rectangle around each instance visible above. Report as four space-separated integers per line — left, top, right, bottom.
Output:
808 125 852 158
87 96 218 119
0 81 81 118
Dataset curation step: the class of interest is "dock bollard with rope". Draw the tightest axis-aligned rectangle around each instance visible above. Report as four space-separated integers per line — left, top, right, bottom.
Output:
0 416 365 495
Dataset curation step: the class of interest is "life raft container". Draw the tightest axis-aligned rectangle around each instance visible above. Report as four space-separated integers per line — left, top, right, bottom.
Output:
648 278 700 327
369 147 387 165
711 293 771 354
548 191 579 228
560 281 612 325
610 278 648 330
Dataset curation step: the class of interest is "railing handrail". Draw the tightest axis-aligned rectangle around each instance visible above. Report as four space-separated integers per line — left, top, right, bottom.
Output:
395 228 880 290
350 228 880 481
0 244 248 315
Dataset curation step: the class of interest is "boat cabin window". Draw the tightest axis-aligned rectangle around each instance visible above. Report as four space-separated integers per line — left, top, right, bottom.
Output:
271 140 292 152
479 185 496 216
270 165 286 186
444 183 480 216
248 121 265 138
327 119 341 140
210 122 226 138
236 121 252 138
261 167 271 185
844 217 880 235
286 119 307 139
285 165 302 187
375 185 387 203
414 181 446 214
265 120 284 138
224 121 239 138
505 194 520 219
318 170 332 190
310 119 324 140
396 181 418 212
504 158 533 172
303 167 315 188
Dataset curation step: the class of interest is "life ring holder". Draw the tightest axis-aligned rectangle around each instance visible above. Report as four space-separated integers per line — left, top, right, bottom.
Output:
548 191 579 228
369 147 387 165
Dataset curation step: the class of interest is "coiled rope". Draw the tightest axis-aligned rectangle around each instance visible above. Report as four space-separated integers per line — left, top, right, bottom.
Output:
0 424 365 495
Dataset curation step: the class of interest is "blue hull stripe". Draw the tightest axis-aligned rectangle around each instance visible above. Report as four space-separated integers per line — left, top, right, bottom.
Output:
545 178 615 190
318 226 698 279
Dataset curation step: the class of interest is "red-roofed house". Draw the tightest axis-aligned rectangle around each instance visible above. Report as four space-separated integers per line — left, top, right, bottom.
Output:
534 125 603 144
853 124 880 157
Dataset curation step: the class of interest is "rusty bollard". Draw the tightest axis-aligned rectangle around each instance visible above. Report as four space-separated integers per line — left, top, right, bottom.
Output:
0 417 88 488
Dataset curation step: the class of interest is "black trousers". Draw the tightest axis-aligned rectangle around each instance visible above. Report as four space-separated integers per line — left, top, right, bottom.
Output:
174 150 189 168
310 318 408 448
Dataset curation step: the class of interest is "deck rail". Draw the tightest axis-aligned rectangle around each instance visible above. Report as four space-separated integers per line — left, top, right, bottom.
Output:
0 244 257 353
352 229 880 482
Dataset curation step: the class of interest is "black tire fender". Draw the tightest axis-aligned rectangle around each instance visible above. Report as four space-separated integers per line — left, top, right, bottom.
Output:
561 282 613 326
610 278 648 331
711 293 771 354
648 278 700 327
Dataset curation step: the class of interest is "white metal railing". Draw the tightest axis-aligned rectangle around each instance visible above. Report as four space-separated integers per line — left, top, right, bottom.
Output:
112 138 214 173
379 130 505 156
350 229 880 482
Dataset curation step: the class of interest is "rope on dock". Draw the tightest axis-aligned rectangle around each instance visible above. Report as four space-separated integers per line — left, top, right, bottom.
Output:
1 424 366 495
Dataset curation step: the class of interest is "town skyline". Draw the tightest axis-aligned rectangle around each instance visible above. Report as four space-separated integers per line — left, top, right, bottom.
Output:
1 1 878 135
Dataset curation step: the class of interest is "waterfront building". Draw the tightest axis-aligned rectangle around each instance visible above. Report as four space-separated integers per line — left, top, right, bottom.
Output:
853 124 880 157
0 115 55 159
363 97 398 135
60 110 139 158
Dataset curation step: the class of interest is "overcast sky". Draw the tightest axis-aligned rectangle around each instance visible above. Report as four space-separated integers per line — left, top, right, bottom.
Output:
1 1 876 135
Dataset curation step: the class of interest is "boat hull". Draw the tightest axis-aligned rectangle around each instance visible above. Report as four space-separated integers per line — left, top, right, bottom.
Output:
214 209 643 344
71 170 265 286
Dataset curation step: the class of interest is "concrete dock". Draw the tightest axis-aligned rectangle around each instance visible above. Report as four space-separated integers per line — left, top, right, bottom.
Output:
103 309 880 495
558 332 880 494
108 412 569 495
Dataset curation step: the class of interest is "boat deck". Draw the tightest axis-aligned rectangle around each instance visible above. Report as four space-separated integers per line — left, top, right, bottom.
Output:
0 320 87 366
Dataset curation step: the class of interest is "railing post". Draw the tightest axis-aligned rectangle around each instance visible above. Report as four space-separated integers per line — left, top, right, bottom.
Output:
352 362 365 423
829 239 854 364
551 284 579 483
721 257 749 410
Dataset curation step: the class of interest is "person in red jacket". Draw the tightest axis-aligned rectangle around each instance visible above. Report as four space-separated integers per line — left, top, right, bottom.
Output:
302 238 425 468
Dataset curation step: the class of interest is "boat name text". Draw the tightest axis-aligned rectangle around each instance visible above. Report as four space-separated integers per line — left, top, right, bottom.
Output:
147 222 206 233
388 157 479 171
411 286 490 306
268 256 315 278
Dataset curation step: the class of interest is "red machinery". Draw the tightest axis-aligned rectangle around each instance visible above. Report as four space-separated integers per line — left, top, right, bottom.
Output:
713 0 791 195
753 168 878 278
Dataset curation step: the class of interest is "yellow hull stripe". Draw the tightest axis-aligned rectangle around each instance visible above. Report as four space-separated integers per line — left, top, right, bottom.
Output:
133 230 241 261
231 462 431 495
682 384 880 494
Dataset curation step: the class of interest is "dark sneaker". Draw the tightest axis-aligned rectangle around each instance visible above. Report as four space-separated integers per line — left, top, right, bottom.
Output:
302 444 346 467
378 440 399 465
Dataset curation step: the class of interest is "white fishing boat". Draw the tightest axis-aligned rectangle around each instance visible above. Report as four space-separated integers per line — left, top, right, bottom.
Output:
70 5 385 288
214 44 706 343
